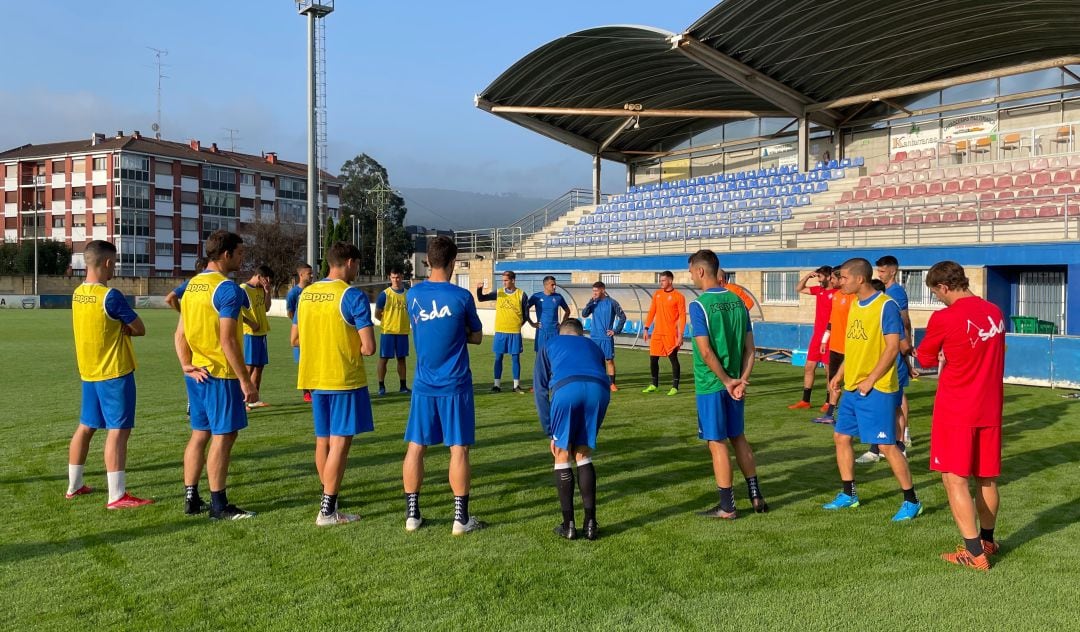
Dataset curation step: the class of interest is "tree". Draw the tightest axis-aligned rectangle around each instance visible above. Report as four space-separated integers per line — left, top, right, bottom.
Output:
339 154 414 278
242 221 306 294
0 243 19 274
15 240 71 275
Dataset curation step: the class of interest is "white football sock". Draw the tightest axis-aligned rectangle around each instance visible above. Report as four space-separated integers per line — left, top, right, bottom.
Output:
493 378 501 387
513 379 520 388
107 471 126 503
68 464 85 495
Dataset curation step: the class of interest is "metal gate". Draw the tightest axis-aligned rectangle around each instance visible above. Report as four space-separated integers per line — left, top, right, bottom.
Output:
1016 271 1066 333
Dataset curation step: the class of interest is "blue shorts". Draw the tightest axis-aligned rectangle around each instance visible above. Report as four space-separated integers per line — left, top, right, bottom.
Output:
244 334 269 366
404 390 476 446
186 375 248 435
696 390 745 441
591 336 615 360
835 388 901 444
312 387 374 438
379 334 410 359
80 373 136 430
549 381 610 450
534 327 558 351
293 346 300 363
493 332 523 355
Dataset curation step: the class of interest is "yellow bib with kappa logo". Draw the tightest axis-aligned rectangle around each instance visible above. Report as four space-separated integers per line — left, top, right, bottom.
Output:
72 283 136 381
380 287 410 334
494 288 525 334
240 283 270 336
297 279 368 391
181 271 244 379
843 292 899 393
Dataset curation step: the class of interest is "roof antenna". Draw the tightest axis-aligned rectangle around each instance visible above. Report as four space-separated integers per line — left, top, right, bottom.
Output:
148 47 169 139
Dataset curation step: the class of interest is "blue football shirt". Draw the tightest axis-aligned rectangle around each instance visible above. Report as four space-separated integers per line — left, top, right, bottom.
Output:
407 282 482 396
533 334 609 433
528 291 569 330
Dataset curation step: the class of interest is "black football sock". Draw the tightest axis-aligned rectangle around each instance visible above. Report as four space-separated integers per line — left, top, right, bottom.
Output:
669 350 681 389
454 494 469 524
399 379 407 390
379 381 385 390
554 465 575 528
843 480 856 497
826 403 836 416
185 485 199 501
210 489 228 512
980 527 995 543
717 486 735 513
649 356 660 387
610 372 616 386
405 492 421 519
320 493 338 516
964 536 985 557
870 444 881 455
577 460 596 523
902 486 919 504
745 475 762 500
802 388 812 403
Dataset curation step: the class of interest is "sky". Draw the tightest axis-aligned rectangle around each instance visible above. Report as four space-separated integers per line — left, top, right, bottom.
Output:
0 1 707 200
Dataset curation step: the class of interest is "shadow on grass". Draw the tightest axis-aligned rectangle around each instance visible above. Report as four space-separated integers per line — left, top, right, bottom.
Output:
1002 493 1080 557
0 519 202 565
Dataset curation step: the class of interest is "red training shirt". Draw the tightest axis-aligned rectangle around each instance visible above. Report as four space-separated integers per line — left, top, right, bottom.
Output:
915 295 1005 427
809 286 836 333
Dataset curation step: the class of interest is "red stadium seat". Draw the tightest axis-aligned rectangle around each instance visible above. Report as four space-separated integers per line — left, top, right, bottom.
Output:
912 182 928 196
1014 173 1032 188
893 151 907 162
994 175 1012 189
1053 170 1071 185
803 221 817 231
927 181 944 195
897 184 912 197
1050 156 1069 170
1018 206 1037 218
961 179 978 192
997 208 1017 220
1010 160 1029 173
840 191 853 203
942 210 959 222
959 210 977 222
943 180 961 194
858 177 871 188
854 188 868 201
977 177 995 190
868 188 882 200
960 165 978 178
1033 171 1052 187
979 209 996 222
882 186 897 199
1038 204 1061 218
924 211 942 223
1031 157 1049 171
906 213 923 224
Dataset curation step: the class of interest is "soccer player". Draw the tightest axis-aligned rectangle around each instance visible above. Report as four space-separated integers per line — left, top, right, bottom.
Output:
526 275 571 352
296 242 376 526
857 255 915 463
476 270 532 393
66 240 153 509
165 257 208 312
642 271 686 395
789 266 834 410
824 258 922 522
814 269 853 424
375 266 411 396
581 281 626 392
175 230 258 520
286 262 314 403
240 265 273 409
688 250 767 518
915 261 1005 570
404 236 486 535
720 274 755 312
534 318 608 540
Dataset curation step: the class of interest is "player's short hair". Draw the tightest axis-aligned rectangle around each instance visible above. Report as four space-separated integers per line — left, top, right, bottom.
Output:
925 260 970 291
256 265 273 280
659 270 674 280
559 318 584 335
814 265 833 276
427 235 457 269
84 240 116 267
687 249 720 276
542 275 556 283
592 281 606 290
831 266 842 278
875 255 899 267
205 230 243 261
326 241 362 266
840 257 873 283
296 262 312 273
388 266 403 277
502 270 516 280
194 257 209 274
870 279 886 292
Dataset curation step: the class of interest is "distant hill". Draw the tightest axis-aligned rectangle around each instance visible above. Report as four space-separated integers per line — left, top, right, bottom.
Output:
396 188 554 231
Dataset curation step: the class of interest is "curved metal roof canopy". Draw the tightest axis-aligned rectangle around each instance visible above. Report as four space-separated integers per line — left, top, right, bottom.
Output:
478 0 1080 162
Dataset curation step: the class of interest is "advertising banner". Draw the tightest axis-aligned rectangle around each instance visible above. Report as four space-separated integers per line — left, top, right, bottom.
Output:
0 295 39 309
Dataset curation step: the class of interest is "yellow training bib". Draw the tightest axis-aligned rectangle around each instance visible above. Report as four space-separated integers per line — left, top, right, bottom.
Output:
72 283 136 381
297 279 368 391
379 287 410 335
181 271 244 379
843 292 899 393
240 283 270 336
494 288 525 334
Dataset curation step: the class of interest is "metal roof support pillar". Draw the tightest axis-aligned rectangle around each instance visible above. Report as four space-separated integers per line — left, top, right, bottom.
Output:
797 115 810 172
835 130 845 161
626 164 635 190
592 154 602 204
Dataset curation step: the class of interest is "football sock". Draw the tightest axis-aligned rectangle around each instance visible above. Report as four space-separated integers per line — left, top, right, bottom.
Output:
869 444 881 455
843 480 856 497
493 378 502 388
964 536 985 557
554 463 575 528
902 486 919 504
210 489 228 513
669 351 681 389
980 527 995 543
896 440 906 453
511 355 521 380
453 495 469 524
826 403 836 416
399 379 407 390
379 381 385 390
185 485 199 501
745 475 762 500
405 492 421 519
577 460 596 523
513 379 520 389
106 471 125 503
67 464 85 495
609 373 616 386
649 356 660 387
717 486 735 513
320 493 338 516
802 388 812 403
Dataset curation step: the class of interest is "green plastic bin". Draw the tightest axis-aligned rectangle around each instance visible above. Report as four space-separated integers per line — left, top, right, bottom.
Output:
1010 316 1038 333
1037 320 1058 335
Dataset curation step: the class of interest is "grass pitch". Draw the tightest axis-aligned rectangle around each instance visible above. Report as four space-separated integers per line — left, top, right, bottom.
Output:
1 309 1078 630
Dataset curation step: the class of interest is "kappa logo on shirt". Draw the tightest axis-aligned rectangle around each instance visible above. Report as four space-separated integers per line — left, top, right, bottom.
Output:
847 319 869 341
412 298 452 322
966 316 1005 349
876 431 887 439
934 457 941 464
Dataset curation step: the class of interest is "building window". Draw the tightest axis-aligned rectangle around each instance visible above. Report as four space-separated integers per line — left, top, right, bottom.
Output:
72 214 86 228
93 213 108 227
92 186 107 199
278 177 306 200
1016 270 1066 334
113 154 149 181
240 173 255 186
92 157 107 171
724 271 737 283
155 241 173 256
155 160 174 176
52 160 66 174
763 271 799 304
52 215 66 228
155 216 172 231
155 189 173 203
279 200 306 224
115 182 150 210
203 191 238 217
72 158 86 174
201 215 238 238
180 191 198 205
900 269 942 308
181 217 198 232
260 176 275 188
260 201 275 214
455 274 470 289
72 188 86 200
600 273 621 285
202 165 236 191
115 210 150 237
117 237 150 265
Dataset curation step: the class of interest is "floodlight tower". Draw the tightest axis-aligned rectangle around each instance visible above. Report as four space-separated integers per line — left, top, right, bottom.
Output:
297 0 333 267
